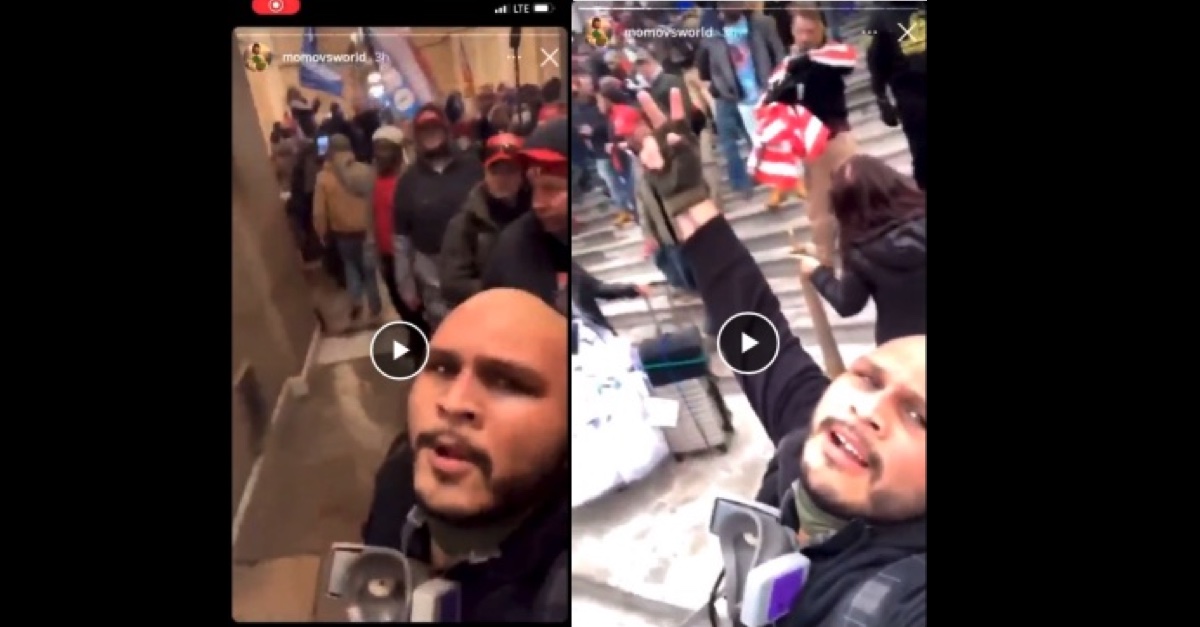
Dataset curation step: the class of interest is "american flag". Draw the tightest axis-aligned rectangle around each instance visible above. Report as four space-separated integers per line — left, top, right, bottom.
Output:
748 103 829 188
746 44 857 188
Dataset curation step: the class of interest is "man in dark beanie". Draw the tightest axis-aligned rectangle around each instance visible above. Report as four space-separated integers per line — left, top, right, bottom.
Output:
482 118 572 310
392 103 484 329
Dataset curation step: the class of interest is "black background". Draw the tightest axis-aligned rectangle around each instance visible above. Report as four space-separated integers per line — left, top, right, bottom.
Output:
30 1 1169 621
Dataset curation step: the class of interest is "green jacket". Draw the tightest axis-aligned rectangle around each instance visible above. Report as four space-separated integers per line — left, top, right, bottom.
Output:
635 168 676 246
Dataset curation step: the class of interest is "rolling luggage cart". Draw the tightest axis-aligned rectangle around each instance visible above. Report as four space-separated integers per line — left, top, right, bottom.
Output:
636 286 734 461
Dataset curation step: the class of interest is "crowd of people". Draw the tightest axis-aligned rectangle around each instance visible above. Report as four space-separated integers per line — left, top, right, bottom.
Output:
568 2 926 341
267 75 582 336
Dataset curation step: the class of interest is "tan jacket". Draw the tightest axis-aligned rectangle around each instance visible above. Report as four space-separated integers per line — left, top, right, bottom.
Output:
313 156 371 239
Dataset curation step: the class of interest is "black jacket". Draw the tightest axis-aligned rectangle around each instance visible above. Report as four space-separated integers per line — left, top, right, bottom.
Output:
695 13 787 102
867 5 927 112
439 183 531 309
571 97 610 158
571 262 639 334
361 446 568 622
810 217 927 346
481 212 571 308
787 53 853 129
682 216 926 627
393 151 485 256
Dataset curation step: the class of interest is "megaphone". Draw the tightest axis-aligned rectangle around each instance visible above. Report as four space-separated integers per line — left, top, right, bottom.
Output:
325 543 461 622
709 497 808 627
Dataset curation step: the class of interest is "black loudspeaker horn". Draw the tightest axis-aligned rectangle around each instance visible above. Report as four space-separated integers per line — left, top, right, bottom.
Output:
342 547 415 622
509 26 522 51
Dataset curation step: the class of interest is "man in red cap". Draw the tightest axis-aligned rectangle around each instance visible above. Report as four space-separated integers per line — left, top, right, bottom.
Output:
392 103 485 330
438 133 532 310
481 118 571 308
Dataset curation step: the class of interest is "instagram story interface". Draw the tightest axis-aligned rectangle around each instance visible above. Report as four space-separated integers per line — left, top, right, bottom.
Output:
232 11 569 623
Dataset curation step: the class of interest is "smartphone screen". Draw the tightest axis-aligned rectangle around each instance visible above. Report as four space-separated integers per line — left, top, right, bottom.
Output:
316 135 330 156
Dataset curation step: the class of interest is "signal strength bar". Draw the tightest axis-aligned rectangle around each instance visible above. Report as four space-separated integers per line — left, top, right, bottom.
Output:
495 4 508 13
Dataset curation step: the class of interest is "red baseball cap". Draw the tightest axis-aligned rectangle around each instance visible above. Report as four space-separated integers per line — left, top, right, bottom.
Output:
414 106 446 128
483 133 524 168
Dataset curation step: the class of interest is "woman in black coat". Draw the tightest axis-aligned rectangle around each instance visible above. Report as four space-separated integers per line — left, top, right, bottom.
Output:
795 154 926 345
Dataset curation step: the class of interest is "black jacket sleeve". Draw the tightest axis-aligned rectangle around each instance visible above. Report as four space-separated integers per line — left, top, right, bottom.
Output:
481 222 514 291
867 12 898 100
683 216 829 445
361 450 410 550
593 282 640 300
577 265 639 300
810 264 871 317
534 551 569 621
438 211 480 308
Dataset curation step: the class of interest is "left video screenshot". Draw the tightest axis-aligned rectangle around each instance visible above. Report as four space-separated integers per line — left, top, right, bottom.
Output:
231 0 568 622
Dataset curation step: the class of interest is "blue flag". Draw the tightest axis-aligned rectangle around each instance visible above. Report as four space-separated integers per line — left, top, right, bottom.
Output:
299 27 344 97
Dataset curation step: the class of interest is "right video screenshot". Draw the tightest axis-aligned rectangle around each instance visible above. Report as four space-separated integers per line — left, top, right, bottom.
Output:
569 2 926 625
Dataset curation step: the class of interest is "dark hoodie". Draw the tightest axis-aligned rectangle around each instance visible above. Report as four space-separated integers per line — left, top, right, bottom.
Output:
481 211 570 306
809 217 927 346
361 447 568 621
571 262 639 333
393 104 485 255
682 216 926 627
571 96 610 158
439 183 532 309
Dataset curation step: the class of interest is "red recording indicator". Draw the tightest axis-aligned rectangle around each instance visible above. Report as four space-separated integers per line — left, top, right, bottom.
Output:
251 0 300 16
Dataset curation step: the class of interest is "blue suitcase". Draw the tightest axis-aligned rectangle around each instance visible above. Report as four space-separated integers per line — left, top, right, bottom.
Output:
634 290 733 460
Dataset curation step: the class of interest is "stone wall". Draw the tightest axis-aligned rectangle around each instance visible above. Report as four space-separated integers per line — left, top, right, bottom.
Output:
231 35 318 514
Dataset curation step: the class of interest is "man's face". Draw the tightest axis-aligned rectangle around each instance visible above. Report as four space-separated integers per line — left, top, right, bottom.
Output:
576 76 595 97
485 160 522 199
792 15 822 51
374 141 401 172
528 167 569 235
416 125 446 151
800 336 926 522
407 303 567 523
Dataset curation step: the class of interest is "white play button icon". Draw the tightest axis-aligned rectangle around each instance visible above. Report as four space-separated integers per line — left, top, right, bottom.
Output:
369 321 431 381
716 312 781 376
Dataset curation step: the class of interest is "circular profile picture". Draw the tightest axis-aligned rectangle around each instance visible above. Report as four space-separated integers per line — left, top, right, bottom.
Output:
585 15 610 47
244 42 273 73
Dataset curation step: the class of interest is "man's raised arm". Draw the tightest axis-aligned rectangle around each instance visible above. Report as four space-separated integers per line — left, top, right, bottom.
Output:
632 89 829 445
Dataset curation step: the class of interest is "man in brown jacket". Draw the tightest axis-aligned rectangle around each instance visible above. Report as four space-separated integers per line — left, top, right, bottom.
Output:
314 134 383 325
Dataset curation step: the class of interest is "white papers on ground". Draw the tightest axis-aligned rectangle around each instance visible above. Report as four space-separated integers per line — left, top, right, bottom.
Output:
571 319 669 508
